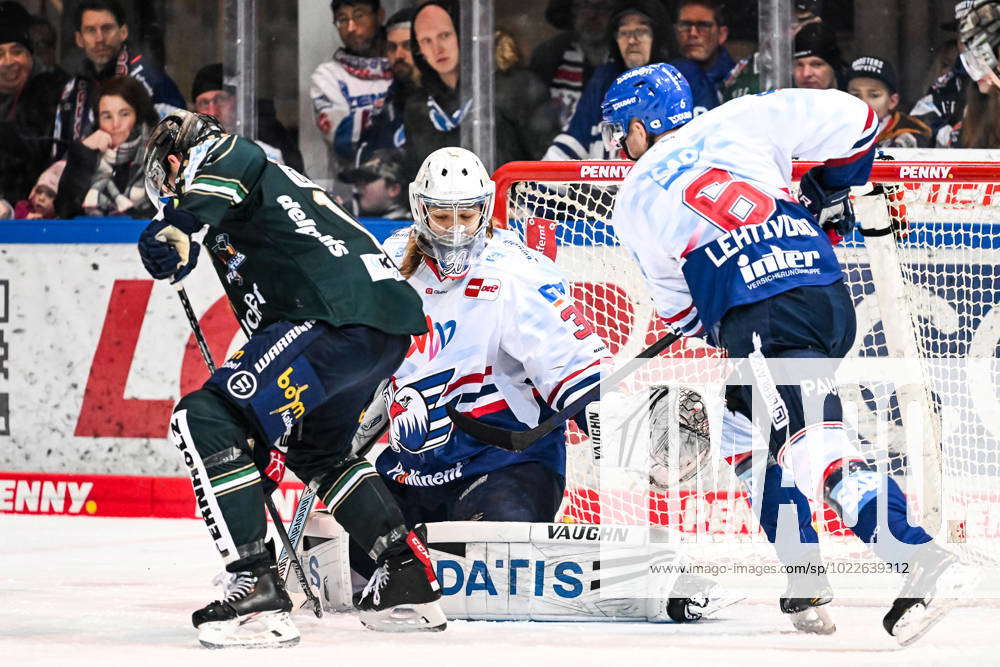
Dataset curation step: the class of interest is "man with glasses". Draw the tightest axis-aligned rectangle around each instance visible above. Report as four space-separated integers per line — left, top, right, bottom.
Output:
530 0 615 127
190 63 303 171
311 0 392 178
670 0 734 113
543 0 674 161
52 0 184 160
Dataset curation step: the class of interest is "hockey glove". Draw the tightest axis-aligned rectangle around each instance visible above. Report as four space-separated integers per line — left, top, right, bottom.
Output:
137 203 203 283
798 166 856 243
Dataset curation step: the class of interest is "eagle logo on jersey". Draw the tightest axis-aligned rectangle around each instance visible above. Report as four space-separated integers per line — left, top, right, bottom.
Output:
385 369 456 454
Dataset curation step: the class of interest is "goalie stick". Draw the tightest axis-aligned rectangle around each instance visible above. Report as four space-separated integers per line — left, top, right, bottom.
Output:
446 331 680 452
173 284 323 618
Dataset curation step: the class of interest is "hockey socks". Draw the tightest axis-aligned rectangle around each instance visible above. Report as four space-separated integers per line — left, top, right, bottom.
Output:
822 460 932 557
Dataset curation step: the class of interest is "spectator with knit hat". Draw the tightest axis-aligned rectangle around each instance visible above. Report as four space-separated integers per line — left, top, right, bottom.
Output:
793 21 845 90
14 159 65 219
847 56 931 148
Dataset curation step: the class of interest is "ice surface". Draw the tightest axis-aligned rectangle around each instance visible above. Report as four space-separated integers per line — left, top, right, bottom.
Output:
2 515 997 666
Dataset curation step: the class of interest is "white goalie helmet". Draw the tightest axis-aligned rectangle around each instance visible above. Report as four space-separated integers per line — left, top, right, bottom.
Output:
409 147 496 278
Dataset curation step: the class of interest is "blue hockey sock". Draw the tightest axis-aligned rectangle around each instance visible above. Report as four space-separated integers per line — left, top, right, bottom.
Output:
732 456 818 558
825 461 931 556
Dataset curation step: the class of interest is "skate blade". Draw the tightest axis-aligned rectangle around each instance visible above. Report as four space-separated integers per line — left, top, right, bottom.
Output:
697 592 747 619
789 605 836 635
890 560 981 647
360 601 447 633
198 610 301 649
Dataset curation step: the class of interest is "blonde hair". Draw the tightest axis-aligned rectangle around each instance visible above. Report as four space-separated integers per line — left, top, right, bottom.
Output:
495 29 521 73
398 222 496 279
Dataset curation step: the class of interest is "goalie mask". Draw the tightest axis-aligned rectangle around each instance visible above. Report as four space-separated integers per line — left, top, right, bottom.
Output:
143 110 224 207
409 147 496 279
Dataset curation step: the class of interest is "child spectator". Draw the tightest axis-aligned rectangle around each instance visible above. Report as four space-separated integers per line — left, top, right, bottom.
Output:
847 56 931 148
55 76 157 218
14 159 65 219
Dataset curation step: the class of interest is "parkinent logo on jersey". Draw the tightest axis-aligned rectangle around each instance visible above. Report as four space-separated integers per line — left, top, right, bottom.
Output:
386 461 465 487
275 194 349 257
464 278 501 300
704 214 818 267
385 369 456 454
738 245 821 289
407 315 456 361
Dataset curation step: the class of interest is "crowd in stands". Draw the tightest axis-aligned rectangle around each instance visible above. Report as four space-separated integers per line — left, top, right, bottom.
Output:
1 0 998 221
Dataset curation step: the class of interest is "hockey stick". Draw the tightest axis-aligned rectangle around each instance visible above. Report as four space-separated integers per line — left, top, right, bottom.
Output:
445 331 680 452
172 283 323 618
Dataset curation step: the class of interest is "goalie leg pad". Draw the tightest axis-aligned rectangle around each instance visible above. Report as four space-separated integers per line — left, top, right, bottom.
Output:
172 390 268 568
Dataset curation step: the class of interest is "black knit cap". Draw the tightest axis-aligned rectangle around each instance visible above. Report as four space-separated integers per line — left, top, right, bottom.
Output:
0 2 33 52
191 63 235 100
793 21 841 67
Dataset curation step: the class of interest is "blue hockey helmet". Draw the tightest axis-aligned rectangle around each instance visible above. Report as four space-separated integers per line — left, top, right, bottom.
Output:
599 63 693 155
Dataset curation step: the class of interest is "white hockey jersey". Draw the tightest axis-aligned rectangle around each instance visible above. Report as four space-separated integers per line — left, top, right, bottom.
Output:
376 228 610 485
611 88 879 345
310 50 393 163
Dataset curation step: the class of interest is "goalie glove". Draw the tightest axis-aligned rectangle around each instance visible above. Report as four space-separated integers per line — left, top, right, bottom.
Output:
137 201 203 283
797 166 856 244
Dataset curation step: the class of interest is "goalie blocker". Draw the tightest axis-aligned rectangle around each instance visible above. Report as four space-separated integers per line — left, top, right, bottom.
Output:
298 513 738 623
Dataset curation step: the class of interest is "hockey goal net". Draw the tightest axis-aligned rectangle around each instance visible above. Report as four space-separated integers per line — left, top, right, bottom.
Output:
493 159 1000 567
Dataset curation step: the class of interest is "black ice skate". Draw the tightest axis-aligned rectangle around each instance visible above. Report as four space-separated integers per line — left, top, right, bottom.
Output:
780 569 835 635
664 574 744 622
356 525 446 632
883 543 979 647
192 563 300 649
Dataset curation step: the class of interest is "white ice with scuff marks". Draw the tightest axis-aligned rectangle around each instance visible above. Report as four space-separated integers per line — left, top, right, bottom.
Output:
1 515 997 667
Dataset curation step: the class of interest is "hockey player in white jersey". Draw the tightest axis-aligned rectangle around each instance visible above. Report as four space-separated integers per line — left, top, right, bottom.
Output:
600 63 976 645
378 146 608 526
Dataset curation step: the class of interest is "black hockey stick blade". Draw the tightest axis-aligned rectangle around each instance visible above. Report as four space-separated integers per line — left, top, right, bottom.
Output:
446 331 680 452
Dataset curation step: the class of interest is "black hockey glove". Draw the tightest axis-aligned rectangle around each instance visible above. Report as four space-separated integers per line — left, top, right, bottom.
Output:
138 203 202 283
798 166 856 240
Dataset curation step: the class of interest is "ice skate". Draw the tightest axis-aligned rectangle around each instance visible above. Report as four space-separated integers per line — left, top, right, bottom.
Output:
356 526 446 632
663 574 745 622
192 563 299 649
780 570 835 635
883 544 979 647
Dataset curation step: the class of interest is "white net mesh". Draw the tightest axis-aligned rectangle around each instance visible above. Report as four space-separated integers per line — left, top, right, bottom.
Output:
500 162 1000 567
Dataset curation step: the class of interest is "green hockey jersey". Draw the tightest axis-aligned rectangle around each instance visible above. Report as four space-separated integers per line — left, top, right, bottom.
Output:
174 134 426 337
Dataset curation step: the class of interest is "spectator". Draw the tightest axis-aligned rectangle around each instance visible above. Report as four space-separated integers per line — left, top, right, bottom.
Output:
910 3 976 147
310 0 392 177
355 8 418 158
0 8 67 202
338 147 408 219
190 63 304 171
14 159 65 219
543 0 673 160
0 197 11 219
53 0 185 159
530 0 615 127
28 15 59 74
792 21 844 90
403 1 558 181
956 74 1000 148
671 0 733 112
55 76 157 218
847 56 931 149
722 0 824 101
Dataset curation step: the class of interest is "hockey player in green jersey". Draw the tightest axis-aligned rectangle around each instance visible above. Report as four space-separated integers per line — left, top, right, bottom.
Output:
138 110 445 647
